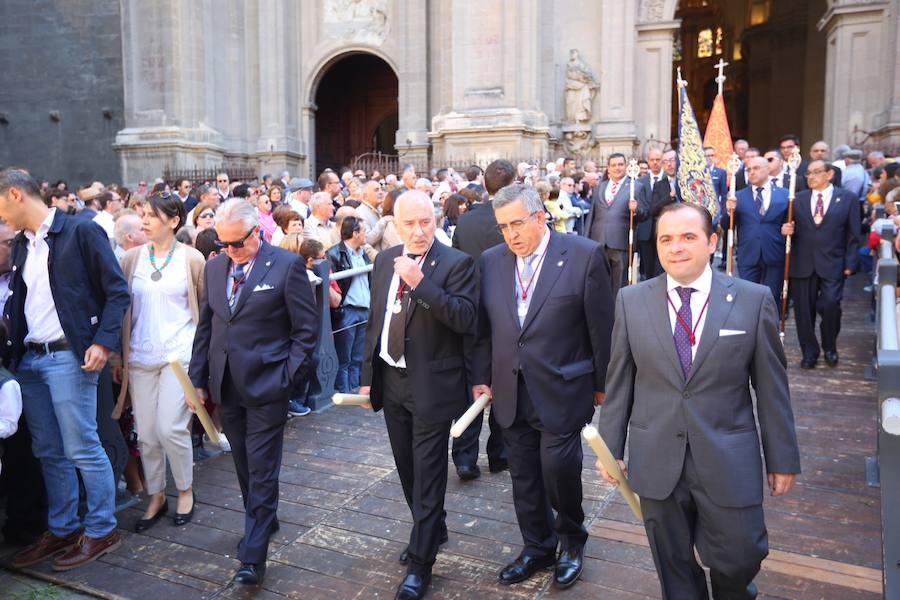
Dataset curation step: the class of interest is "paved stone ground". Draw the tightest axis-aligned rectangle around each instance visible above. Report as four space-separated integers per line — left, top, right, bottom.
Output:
0 274 883 599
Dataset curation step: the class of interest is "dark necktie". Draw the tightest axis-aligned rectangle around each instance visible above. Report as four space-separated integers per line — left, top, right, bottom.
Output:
387 254 418 362
754 187 765 216
228 262 248 312
771 177 779 189
673 286 695 378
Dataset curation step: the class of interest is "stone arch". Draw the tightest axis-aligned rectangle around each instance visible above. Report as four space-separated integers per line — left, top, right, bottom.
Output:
304 46 399 106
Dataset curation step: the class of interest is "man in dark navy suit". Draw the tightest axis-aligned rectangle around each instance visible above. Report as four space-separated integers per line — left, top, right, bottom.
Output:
472 184 614 590
779 134 809 193
781 161 860 369
734 147 760 191
190 199 319 585
644 150 681 277
722 156 790 306
809 140 843 187
637 148 664 280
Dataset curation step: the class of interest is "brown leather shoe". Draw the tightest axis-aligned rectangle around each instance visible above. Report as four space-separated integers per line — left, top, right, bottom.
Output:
12 530 83 569
51 530 122 572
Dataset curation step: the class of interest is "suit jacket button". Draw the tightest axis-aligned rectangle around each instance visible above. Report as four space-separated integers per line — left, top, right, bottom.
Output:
682 392 691 399
518 342 524 348
676 431 685 438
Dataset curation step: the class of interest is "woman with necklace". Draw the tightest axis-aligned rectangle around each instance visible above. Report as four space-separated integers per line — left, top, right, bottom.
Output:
114 192 206 532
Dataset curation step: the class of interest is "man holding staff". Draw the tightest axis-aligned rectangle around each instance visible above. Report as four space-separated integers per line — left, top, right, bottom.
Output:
597 202 801 600
722 156 789 305
358 191 477 600
472 184 614 589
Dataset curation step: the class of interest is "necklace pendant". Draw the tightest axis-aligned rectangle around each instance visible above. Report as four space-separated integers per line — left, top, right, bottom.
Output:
517 302 528 318
392 299 403 314
150 270 163 282
813 213 823 225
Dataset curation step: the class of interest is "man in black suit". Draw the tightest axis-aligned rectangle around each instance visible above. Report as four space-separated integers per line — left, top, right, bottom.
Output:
472 184 614 589
359 191 477 600
809 140 843 188
764 149 791 190
781 161 860 369
734 147 760 191
637 148 664 280
779 134 809 192
449 159 514 480
189 199 319 585
643 150 681 277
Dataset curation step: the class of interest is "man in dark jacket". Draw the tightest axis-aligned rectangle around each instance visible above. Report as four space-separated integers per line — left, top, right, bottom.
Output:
326 216 372 393
0 168 129 572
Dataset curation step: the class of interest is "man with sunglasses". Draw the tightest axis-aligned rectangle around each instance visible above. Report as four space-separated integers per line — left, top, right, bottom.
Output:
778 134 809 192
215 173 230 204
472 184 614 590
188 199 318 585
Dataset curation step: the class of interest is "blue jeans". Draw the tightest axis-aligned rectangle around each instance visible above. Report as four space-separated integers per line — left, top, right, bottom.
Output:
18 350 117 538
333 306 368 393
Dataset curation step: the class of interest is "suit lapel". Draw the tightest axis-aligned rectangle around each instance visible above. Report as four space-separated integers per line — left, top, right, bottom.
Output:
229 242 275 319
685 273 736 386
645 276 685 382
500 248 520 330
207 254 230 316
520 234 566 334
370 246 402 336
406 242 442 324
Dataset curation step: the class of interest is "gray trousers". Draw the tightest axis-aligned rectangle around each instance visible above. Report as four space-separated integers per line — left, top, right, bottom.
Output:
606 248 625 300
640 447 768 600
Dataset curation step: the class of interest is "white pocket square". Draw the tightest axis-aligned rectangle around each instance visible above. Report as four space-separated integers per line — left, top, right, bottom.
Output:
719 329 746 337
252 283 275 292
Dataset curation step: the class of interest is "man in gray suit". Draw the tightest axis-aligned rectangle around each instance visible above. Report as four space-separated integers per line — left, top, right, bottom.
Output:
597 202 801 600
584 153 649 297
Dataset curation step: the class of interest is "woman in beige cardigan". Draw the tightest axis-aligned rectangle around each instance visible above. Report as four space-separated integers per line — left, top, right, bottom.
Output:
116 193 205 532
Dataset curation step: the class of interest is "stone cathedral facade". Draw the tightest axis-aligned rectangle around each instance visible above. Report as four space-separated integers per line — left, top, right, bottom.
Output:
1 0 898 184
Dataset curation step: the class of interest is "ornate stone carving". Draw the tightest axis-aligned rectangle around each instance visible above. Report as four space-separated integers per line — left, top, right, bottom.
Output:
564 49 599 124
561 125 597 160
640 0 666 22
323 0 389 45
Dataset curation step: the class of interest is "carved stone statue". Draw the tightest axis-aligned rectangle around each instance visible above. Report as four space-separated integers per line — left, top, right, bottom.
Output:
565 49 599 124
562 128 596 160
324 0 389 45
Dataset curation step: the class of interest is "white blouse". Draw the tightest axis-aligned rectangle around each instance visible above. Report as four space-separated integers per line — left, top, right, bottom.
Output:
129 244 196 367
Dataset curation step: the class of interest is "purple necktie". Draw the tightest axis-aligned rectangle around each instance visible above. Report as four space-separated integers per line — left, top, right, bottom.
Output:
673 286 695 378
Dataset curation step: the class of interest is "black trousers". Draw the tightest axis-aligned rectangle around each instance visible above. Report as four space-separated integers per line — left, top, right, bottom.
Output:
503 376 586 557
790 273 845 360
381 365 451 576
218 366 288 565
638 239 660 280
0 416 47 540
641 447 767 600
451 387 506 468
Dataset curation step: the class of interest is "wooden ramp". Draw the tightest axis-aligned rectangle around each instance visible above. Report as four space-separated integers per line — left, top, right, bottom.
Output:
0 276 883 599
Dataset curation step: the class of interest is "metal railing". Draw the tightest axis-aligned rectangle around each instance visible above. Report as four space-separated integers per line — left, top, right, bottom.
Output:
874 223 900 598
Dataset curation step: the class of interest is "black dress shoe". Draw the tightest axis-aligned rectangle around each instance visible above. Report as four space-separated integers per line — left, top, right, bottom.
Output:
394 572 430 600
135 500 168 533
800 358 817 369
233 562 266 585
456 464 481 481
498 553 556 585
399 530 448 564
173 492 195 527
488 458 509 473
554 546 584 589
824 351 839 367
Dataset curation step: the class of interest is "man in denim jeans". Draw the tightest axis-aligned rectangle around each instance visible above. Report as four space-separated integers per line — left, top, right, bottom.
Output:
326 216 371 393
0 168 130 571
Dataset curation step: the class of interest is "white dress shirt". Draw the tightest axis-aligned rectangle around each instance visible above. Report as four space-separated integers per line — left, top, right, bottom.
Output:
605 177 625 204
750 183 773 213
810 185 834 218
515 228 551 325
379 242 435 368
92 210 115 240
23 208 66 344
647 170 663 191
665 264 713 361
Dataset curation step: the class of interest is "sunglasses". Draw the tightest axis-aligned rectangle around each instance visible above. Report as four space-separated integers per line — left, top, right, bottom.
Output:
199 212 215 219
214 227 256 249
766 157 778 162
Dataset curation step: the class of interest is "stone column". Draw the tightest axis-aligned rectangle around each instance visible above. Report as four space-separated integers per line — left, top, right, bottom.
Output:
817 1 893 147
594 0 640 156
115 0 224 186
634 19 680 151
395 0 430 167
429 0 549 164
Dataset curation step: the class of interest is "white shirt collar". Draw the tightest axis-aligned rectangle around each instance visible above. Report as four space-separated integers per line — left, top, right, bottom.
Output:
518 227 551 262
401 238 436 259
26 208 57 241
666 263 713 296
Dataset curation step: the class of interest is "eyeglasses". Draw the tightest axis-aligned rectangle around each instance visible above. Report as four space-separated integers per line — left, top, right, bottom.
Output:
496 212 537 234
214 227 256 249
766 157 778 162
199 212 215 219
806 169 827 176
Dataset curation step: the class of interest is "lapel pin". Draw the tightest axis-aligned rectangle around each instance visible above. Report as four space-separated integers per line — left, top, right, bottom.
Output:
557 260 564 267
430 260 436 266
726 293 734 303
265 261 272 267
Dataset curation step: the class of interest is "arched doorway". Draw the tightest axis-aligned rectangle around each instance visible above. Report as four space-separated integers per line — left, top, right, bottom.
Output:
671 0 828 148
313 53 399 174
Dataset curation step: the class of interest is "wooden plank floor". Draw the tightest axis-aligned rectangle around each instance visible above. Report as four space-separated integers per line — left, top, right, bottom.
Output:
0 275 883 599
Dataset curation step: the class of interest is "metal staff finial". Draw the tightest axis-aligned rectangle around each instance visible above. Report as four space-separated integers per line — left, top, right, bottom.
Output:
714 58 729 96
676 67 687 89
727 152 741 176
788 146 802 171
626 158 640 180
